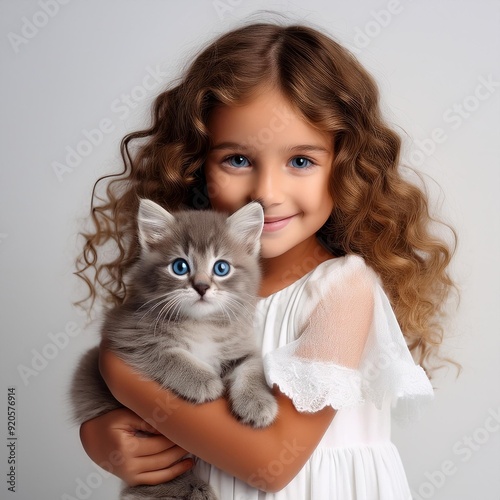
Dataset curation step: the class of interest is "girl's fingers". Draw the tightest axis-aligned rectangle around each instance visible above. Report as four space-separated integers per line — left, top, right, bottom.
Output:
135 444 193 470
132 421 162 435
132 435 188 458
129 457 194 486
118 412 162 435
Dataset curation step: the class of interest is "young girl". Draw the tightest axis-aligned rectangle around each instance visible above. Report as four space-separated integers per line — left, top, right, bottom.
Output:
76 21 457 499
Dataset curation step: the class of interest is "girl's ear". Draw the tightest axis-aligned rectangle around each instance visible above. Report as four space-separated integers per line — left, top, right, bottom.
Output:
226 202 264 254
137 199 175 249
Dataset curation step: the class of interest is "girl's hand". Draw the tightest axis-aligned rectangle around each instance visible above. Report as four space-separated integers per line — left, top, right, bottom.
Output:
79 408 194 486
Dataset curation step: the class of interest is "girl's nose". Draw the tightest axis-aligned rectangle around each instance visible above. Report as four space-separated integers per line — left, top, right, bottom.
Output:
250 165 284 206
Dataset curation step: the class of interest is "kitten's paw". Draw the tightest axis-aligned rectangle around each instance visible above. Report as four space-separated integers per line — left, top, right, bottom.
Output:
231 389 278 428
181 375 224 404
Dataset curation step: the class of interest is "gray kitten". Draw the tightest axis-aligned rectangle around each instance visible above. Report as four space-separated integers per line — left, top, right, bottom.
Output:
70 199 278 500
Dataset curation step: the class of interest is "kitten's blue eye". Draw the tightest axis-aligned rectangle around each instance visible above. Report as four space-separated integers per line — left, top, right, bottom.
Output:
213 260 230 277
227 155 250 168
290 157 312 169
171 258 190 276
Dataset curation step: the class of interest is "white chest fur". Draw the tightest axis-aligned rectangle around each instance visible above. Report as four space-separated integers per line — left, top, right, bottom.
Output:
185 334 223 371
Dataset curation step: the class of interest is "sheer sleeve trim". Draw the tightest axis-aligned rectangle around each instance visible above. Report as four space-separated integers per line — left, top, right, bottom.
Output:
264 348 434 424
263 255 434 424
264 342 364 412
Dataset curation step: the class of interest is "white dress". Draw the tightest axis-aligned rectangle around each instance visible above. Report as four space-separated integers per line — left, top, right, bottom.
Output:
194 254 434 499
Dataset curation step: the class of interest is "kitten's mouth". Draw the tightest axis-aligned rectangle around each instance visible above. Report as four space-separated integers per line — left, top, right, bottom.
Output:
263 214 296 233
195 297 211 305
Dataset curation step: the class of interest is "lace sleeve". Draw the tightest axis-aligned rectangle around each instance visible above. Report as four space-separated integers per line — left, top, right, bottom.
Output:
263 255 434 424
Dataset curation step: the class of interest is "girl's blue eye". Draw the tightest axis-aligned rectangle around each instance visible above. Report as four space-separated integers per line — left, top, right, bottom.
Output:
227 155 250 168
290 157 312 169
213 260 230 277
171 258 190 276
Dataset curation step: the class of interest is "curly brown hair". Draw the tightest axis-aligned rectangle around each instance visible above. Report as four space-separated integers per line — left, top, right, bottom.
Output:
75 22 459 378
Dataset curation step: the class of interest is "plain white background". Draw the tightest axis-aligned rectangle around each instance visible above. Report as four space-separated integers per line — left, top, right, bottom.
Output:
1 1 499 499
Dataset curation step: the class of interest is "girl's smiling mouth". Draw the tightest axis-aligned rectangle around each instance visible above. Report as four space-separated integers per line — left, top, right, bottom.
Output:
263 215 297 232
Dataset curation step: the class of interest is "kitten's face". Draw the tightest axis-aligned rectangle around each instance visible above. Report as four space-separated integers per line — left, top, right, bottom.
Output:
133 201 263 322
143 241 252 320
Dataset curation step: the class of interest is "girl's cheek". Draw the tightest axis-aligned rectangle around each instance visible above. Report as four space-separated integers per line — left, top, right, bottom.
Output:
210 191 244 212
205 167 230 200
206 168 249 210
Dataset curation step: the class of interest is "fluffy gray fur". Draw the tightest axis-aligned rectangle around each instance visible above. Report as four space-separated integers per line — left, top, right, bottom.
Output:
70 199 277 500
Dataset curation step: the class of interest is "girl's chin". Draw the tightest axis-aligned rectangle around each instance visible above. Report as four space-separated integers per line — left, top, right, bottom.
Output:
259 246 290 260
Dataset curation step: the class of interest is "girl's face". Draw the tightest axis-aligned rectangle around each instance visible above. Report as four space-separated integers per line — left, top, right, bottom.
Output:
205 88 334 260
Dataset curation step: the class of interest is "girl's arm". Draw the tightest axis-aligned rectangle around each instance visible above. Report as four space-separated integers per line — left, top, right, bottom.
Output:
99 343 336 493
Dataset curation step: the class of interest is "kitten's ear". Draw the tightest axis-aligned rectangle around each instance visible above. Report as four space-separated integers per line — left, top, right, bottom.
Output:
226 202 264 254
137 199 175 249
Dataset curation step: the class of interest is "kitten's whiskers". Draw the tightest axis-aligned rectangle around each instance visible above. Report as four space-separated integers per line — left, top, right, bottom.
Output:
154 293 187 334
221 294 253 322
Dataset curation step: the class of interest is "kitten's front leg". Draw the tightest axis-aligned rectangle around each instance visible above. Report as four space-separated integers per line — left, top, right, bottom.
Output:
226 355 278 428
154 348 224 404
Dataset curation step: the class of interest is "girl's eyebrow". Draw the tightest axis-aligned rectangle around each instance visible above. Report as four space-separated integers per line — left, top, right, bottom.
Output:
286 144 331 154
210 142 331 154
210 141 250 151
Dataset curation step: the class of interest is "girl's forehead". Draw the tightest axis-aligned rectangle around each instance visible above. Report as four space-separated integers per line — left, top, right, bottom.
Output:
207 89 332 150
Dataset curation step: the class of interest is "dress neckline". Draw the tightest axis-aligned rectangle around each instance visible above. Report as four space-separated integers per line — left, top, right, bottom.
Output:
258 256 343 301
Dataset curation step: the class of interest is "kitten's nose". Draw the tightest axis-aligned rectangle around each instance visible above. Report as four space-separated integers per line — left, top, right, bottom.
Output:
194 282 210 297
